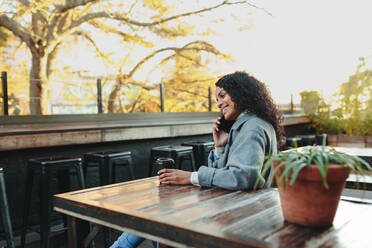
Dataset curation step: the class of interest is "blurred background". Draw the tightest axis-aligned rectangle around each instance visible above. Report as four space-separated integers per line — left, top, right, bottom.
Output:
0 0 371 119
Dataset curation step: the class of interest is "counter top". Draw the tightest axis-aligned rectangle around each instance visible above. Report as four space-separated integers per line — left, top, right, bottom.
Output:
0 112 309 151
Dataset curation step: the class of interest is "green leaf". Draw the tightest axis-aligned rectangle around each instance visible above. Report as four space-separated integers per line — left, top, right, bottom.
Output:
290 163 307 185
261 146 372 188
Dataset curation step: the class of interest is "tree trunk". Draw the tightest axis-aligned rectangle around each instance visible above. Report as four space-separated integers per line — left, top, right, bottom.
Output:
46 44 60 79
107 81 121 113
29 53 44 115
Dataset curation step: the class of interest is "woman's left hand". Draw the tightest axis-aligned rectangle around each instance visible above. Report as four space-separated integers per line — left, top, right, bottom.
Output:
158 169 192 185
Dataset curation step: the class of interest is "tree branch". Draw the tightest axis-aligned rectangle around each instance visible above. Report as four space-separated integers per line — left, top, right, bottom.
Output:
73 30 116 68
122 81 156 91
87 20 153 47
55 0 99 14
167 87 209 98
70 0 265 29
18 0 49 25
46 42 61 78
0 14 33 49
127 40 226 79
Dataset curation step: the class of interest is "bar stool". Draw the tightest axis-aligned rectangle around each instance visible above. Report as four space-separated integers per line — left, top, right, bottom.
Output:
148 145 196 177
20 156 85 248
316 133 328 146
0 168 15 248
296 135 316 146
83 150 135 186
82 150 134 247
182 141 214 169
285 137 303 149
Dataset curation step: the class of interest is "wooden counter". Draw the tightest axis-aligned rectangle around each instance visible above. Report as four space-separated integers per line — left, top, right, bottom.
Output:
0 113 310 151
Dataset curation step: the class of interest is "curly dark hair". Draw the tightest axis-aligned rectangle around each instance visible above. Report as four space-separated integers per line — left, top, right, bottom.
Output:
215 71 284 145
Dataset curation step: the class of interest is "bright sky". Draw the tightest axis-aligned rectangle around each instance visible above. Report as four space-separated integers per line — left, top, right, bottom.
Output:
222 0 372 104
61 0 372 105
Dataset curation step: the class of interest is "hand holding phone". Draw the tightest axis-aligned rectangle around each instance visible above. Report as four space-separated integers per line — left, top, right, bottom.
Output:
217 115 235 133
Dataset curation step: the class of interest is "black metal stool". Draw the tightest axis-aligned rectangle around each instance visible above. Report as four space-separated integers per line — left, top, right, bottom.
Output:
148 145 196 177
285 137 303 149
296 135 316 146
0 168 15 248
315 133 328 146
83 150 135 186
20 156 85 248
82 150 134 248
182 141 214 169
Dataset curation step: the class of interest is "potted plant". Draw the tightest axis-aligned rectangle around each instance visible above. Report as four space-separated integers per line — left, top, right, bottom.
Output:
260 145 372 227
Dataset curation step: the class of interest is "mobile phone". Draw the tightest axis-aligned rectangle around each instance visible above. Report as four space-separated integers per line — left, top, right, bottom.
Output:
217 115 235 133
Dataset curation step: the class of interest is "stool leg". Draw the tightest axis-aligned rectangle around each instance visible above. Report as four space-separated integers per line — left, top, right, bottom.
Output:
74 162 96 248
98 159 107 186
148 150 155 177
75 161 86 189
189 153 196 171
99 159 114 246
84 224 100 248
112 161 117 183
103 158 113 245
82 157 89 185
0 171 15 248
21 166 34 248
57 169 71 248
127 157 135 180
107 159 114 185
175 156 182 170
40 166 52 248
103 228 111 248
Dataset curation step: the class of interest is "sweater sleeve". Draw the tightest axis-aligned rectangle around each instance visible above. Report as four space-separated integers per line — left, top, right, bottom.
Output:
198 125 267 190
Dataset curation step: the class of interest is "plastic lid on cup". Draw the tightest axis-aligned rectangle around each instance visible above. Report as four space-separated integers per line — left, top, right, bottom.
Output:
155 157 175 167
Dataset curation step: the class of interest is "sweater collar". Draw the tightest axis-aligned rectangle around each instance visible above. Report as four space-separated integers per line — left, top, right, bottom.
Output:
231 112 255 130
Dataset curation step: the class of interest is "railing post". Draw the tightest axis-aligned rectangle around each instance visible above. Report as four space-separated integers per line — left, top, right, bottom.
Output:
1 71 8 115
290 94 294 113
160 83 164 112
97 78 103 114
208 86 212 112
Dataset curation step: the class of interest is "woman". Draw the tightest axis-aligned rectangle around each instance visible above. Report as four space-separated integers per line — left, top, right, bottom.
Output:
159 71 284 189
110 71 284 247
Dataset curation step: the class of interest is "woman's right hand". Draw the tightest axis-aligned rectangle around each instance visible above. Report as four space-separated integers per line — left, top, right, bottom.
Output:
213 116 229 147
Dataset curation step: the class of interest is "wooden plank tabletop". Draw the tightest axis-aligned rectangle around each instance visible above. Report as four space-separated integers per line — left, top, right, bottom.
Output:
291 146 372 190
54 177 372 248
333 146 372 164
291 146 372 164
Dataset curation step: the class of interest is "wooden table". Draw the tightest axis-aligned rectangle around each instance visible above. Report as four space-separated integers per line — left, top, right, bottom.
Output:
54 177 372 248
333 146 372 164
293 146 372 190
332 147 372 194
323 147 372 191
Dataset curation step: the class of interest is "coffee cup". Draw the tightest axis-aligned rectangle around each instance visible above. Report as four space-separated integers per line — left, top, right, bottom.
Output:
155 157 175 169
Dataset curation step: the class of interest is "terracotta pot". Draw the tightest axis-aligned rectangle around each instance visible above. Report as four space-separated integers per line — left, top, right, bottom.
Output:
275 164 350 227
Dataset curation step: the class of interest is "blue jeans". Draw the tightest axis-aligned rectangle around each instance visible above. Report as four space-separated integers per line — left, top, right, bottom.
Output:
110 232 158 248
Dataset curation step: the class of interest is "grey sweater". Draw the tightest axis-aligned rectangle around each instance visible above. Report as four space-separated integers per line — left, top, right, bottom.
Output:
198 113 277 190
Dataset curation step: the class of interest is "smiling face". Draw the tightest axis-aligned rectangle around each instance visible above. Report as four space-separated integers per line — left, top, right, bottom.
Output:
215 86 242 120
